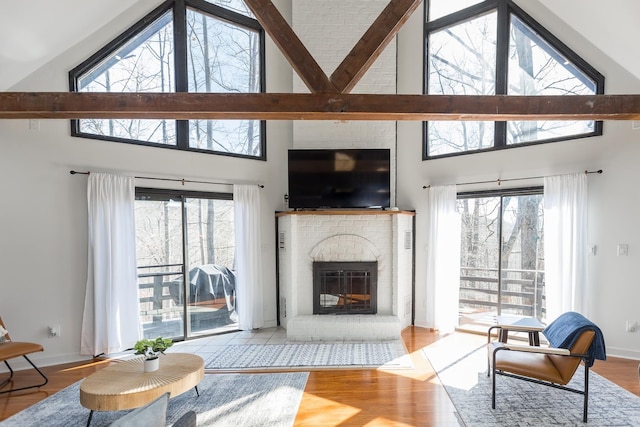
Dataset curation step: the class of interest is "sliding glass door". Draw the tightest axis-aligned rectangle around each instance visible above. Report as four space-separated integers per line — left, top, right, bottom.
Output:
458 188 545 330
134 188 237 340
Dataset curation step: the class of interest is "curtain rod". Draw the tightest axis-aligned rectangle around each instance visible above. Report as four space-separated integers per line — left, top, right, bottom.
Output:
69 170 264 188
422 169 603 189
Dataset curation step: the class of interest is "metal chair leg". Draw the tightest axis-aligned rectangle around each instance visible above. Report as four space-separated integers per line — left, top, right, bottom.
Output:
0 360 15 391
491 351 497 409
0 356 48 394
583 362 589 423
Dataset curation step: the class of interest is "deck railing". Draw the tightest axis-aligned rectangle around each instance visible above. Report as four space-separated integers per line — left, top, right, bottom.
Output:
459 266 545 319
137 264 183 324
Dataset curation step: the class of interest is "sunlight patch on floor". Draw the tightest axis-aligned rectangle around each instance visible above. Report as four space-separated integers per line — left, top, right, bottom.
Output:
422 332 488 391
377 349 437 381
295 393 360 426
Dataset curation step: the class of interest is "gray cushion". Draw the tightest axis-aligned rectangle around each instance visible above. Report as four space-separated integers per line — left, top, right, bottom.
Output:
109 393 169 427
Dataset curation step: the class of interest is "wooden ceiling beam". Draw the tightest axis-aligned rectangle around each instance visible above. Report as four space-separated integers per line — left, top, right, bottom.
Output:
1 92 640 121
244 0 338 94
330 0 423 93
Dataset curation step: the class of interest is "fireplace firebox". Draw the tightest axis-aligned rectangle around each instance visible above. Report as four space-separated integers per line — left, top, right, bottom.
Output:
313 261 377 314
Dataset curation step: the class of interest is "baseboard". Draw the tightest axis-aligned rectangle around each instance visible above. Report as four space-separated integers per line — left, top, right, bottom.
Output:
606 346 640 360
413 320 432 330
262 319 277 329
0 352 94 373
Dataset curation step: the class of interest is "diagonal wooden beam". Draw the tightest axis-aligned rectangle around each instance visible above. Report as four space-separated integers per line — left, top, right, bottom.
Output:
244 0 338 94
330 0 423 94
1 92 640 121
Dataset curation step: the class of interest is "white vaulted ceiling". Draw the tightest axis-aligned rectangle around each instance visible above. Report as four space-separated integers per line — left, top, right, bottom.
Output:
537 0 640 84
0 0 150 90
0 0 638 91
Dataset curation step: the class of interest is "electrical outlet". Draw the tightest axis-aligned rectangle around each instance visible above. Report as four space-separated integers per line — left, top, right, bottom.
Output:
48 324 61 337
617 244 629 256
625 320 636 333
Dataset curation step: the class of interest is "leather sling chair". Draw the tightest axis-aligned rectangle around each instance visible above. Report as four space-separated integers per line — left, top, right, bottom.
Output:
490 328 595 422
0 316 48 394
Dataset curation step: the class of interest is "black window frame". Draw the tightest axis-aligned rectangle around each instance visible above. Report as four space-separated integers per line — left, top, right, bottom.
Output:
135 186 233 203
69 0 267 161
457 185 545 319
458 185 543 200
423 0 605 160
135 186 234 339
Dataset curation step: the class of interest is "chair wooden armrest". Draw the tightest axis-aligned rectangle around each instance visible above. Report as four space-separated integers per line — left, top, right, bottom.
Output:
501 343 570 355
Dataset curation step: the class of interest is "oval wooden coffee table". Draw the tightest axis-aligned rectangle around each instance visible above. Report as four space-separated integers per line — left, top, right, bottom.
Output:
80 353 204 425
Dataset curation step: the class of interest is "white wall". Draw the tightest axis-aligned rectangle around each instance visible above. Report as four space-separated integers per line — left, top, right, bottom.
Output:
398 1 640 358
2 0 640 369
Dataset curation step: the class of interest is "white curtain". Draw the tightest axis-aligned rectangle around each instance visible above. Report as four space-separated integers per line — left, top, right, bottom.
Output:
233 184 264 330
80 173 140 356
426 185 461 334
544 173 588 323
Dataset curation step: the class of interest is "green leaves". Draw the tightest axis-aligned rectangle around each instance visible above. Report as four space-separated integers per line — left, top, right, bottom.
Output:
134 337 174 358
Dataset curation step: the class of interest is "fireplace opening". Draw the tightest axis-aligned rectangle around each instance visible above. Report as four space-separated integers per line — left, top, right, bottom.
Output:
313 261 377 314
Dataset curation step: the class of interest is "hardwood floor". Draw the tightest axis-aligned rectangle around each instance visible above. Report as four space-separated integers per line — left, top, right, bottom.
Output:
1 327 638 426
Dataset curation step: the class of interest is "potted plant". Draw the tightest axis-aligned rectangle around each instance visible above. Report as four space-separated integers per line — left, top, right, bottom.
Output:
134 337 173 372
0 325 8 343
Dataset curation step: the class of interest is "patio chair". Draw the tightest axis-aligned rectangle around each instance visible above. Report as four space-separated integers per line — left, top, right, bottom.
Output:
0 316 48 394
489 311 605 422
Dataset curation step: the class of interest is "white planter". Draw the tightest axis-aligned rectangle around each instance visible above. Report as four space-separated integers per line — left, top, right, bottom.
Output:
144 357 159 372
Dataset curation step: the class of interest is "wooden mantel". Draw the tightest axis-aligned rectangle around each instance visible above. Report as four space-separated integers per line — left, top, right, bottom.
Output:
276 209 415 217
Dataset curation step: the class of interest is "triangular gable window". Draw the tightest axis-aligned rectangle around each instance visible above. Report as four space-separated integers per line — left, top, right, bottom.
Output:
70 0 265 160
424 0 604 159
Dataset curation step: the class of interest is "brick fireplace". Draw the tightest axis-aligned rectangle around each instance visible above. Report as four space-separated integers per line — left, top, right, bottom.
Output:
276 210 414 341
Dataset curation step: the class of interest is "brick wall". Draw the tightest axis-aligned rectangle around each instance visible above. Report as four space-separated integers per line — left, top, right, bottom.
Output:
291 0 397 153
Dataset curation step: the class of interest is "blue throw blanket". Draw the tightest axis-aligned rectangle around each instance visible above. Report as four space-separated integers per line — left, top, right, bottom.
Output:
542 311 606 367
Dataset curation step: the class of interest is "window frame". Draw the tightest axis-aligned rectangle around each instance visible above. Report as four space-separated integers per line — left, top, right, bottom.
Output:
69 0 267 161
135 186 233 203
135 186 235 339
423 0 605 160
457 185 545 320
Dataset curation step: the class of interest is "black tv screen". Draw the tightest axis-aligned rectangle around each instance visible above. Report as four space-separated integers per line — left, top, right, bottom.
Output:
288 148 391 209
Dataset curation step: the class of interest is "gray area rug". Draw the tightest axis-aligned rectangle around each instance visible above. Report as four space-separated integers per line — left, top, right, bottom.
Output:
0 372 308 427
423 333 640 426
205 341 411 370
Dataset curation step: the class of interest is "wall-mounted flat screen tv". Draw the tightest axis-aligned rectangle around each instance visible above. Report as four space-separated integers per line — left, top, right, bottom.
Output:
288 148 391 209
